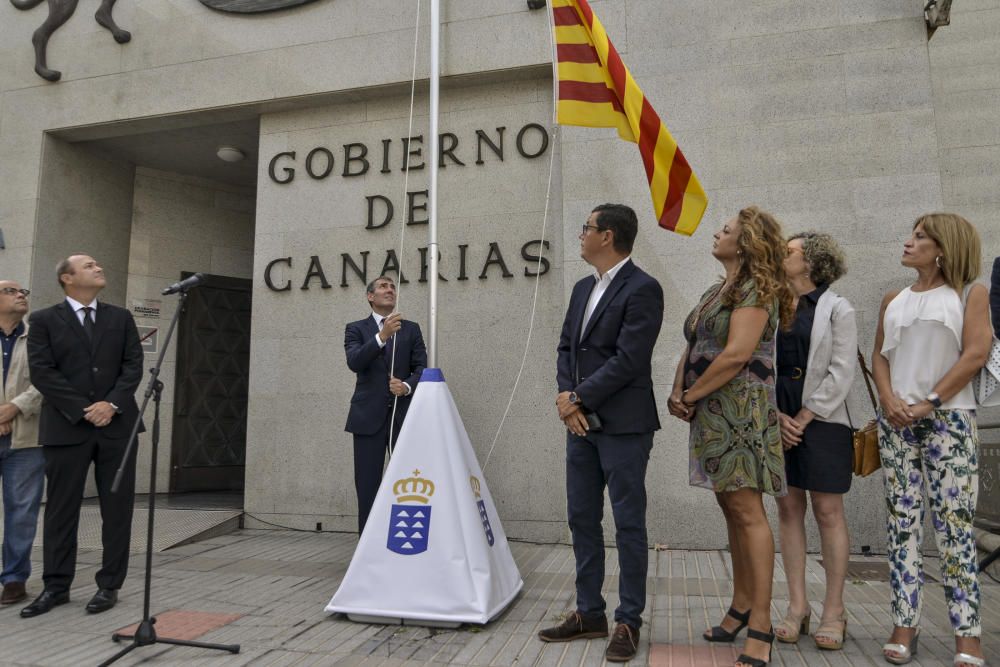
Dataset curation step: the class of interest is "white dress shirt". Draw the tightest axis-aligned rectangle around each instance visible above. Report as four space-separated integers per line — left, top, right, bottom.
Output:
371 311 388 348
65 296 98 325
580 256 630 340
371 312 411 395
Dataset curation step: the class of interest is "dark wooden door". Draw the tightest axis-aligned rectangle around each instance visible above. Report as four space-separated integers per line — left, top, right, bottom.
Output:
170 273 252 492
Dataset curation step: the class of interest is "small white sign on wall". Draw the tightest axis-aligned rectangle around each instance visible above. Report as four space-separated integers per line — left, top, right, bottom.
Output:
132 299 162 319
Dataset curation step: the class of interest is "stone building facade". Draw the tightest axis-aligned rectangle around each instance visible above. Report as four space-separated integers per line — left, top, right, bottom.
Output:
0 1 997 549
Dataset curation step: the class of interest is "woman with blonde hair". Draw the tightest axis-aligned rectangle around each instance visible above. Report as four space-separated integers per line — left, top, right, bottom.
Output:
772 232 856 651
668 206 795 667
873 213 991 667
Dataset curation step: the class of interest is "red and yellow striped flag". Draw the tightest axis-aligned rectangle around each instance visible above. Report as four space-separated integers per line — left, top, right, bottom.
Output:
552 0 707 236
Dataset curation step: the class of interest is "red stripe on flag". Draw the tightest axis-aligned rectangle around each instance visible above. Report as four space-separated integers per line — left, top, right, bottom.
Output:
660 150 694 231
552 6 583 26
576 0 594 27
605 44 628 99
556 43 600 64
637 99 660 181
559 81 625 113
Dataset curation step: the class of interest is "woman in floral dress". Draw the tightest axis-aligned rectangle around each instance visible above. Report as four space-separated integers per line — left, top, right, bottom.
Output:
667 206 794 667
872 213 991 667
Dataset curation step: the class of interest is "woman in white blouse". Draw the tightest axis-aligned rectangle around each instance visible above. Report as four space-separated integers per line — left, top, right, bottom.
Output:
872 213 992 667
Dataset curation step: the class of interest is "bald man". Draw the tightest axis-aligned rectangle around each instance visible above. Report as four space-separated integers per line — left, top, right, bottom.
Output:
22 255 143 618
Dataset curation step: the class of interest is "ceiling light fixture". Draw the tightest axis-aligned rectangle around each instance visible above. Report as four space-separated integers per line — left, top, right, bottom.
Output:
216 146 246 163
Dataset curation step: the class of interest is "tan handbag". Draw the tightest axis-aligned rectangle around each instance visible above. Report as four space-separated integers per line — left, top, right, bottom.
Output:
849 348 881 477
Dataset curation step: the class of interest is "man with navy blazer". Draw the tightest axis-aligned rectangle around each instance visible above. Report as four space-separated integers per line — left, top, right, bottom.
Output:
22 255 143 618
344 275 426 534
539 204 663 663
990 256 999 335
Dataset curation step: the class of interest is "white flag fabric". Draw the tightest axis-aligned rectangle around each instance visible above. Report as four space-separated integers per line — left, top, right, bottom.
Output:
325 368 523 624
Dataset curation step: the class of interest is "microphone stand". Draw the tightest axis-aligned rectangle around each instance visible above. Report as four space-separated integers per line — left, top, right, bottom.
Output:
98 288 239 666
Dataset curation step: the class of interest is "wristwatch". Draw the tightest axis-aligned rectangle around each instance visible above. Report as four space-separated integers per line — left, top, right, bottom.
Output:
926 392 942 408
568 392 581 405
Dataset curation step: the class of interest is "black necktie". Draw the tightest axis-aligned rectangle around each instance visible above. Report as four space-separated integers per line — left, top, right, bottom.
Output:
81 306 96 341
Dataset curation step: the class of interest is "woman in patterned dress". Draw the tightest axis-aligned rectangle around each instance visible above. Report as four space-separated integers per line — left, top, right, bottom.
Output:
667 206 794 667
873 214 991 667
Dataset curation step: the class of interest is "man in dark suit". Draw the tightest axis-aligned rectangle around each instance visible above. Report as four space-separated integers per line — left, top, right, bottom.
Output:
991 256 999 335
21 255 143 618
344 275 426 534
538 204 663 663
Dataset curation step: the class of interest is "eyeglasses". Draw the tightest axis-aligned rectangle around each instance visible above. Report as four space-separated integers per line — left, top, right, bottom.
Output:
581 224 605 235
0 288 29 296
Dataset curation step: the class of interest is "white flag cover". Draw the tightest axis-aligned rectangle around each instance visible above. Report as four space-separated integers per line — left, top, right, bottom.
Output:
325 368 523 624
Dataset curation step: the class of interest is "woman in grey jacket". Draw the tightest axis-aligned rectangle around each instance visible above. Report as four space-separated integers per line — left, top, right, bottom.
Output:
772 233 856 651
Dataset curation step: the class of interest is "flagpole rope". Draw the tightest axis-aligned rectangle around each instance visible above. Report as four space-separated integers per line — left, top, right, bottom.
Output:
481 126 556 474
387 0 421 456
482 8 561 474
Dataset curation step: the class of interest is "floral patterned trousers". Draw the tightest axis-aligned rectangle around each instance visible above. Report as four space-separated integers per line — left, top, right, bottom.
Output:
878 409 980 636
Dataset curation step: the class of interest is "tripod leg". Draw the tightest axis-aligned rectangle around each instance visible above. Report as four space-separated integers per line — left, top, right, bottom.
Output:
96 641 139 667
980 546 1000 572
155 636 240 653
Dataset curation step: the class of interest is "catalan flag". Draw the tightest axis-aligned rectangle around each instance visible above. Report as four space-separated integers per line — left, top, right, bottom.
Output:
552 0 707 236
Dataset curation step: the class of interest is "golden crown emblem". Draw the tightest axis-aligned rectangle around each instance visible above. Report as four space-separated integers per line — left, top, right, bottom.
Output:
393 470 435 504
470 476 482 499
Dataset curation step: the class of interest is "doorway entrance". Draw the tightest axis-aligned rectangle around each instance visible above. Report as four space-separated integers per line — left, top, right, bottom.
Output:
170 273 253 492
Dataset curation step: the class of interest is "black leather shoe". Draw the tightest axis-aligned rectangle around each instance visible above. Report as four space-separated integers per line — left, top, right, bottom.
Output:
85 588 118 614
538 611 608 642
20 589 69 618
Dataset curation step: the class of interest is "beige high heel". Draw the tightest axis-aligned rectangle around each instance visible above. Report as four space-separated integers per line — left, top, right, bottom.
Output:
814 614 847 650
774 608 811 644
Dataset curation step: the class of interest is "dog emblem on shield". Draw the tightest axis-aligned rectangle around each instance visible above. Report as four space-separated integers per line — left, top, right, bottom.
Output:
387 470 435 555
470 475 495 547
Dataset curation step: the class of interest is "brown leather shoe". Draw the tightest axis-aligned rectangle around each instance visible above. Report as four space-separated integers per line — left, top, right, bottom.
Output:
605 623 640 662
538 611 608 642
0 582 26 605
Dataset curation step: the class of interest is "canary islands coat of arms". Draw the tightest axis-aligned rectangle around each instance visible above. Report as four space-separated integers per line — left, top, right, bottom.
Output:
387 470 434 555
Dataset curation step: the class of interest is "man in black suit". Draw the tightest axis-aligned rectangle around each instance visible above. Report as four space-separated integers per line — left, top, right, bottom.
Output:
344 275 426 534
538 204 663 663
21 255 143 617
990 256 999 335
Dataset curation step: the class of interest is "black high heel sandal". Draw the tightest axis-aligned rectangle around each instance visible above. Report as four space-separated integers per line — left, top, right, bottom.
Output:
735 627 776 667
703 607 751 642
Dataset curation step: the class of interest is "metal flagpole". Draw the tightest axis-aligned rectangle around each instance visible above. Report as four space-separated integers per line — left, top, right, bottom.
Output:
427 0 440 367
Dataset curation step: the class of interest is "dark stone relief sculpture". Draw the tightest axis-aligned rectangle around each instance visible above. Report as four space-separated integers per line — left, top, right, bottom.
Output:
198 0 321 13
10 0 130 82
10 0 325 81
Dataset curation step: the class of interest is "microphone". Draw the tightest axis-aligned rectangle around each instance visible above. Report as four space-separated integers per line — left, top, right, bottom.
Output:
161 273 205 295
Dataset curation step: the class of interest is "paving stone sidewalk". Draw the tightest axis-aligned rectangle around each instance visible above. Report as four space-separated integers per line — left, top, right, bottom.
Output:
0 529 995 666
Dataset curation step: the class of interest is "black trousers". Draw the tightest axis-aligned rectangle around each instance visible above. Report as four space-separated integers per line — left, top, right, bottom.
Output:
352 414 404 535
41 434 136 594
